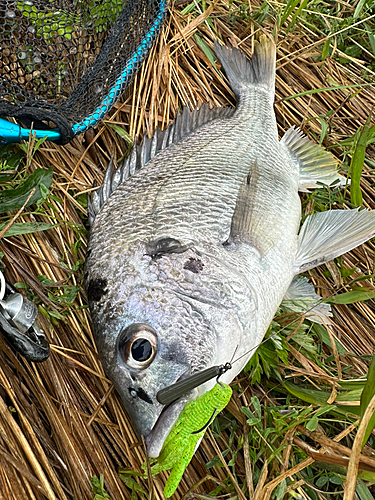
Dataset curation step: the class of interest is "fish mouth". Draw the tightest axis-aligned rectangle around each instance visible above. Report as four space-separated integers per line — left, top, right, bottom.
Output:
146 373 197 458
145 397 188 457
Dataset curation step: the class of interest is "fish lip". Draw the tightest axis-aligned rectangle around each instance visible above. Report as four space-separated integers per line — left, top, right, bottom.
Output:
145 397 188 457
146 371 196 458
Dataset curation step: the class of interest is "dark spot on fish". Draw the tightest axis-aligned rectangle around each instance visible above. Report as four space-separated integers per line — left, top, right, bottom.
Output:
128 386 153 404
87 278 108 302
183 257 204 274
246 173 251 185
146 237 188 259
137 387 153 404
86 249 92 259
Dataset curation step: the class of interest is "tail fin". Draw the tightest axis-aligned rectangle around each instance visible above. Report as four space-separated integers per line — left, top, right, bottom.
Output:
214 35 276 98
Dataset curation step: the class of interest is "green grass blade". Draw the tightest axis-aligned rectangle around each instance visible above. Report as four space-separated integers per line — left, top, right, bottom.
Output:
91 475 113 500
314 324 346 355
283 381 361 416
321 39 330 61
335 389 363 402
357 471 375 482
180 2 196 15
354 0 368 20
364 23 375 56
194 34 218 72
105 123 133 145
283 381 331 405
286 0 308 33
368 124 375 143
325 290 375 305
279 0 300 28
339 380 367 390
360 354 375 446
281 83 374 102
0 168 53 214
0 222 55 237
356 479 374 500
350 115 371 207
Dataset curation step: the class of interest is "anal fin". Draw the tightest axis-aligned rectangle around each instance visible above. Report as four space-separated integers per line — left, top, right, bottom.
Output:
281 126 348 192
294 208 375 274
283 276 332 324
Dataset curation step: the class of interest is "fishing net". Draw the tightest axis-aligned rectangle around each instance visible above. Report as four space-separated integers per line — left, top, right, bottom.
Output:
0 0 167 143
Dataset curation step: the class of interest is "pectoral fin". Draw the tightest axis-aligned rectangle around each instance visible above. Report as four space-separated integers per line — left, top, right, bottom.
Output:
281 126 348 192
228 165 256 243
294 208 375 273
227 159 276 256
226 159 279 258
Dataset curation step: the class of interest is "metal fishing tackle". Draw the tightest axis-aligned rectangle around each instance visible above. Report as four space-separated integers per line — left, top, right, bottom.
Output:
156 362 232 405
0 271 50 362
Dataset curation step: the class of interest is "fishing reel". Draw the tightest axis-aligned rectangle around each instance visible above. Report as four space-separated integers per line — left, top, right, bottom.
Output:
0 271 50 362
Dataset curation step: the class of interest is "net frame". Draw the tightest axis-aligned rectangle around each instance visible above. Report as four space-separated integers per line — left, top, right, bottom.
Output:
0 0 168 144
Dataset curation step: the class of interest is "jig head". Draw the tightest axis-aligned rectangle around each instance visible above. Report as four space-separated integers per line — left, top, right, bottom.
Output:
156 362 232 405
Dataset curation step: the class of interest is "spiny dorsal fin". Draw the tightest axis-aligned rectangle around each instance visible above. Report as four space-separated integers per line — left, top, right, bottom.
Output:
281 126 348 192
88 104 234 224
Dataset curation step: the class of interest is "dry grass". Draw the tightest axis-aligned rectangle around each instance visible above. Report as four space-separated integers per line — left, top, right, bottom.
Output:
1 1 375 499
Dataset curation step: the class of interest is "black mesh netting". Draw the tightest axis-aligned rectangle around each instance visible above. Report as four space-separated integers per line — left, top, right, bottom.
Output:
0 0 167 143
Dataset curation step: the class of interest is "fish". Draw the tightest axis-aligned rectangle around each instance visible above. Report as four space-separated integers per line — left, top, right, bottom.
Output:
85 35 375 458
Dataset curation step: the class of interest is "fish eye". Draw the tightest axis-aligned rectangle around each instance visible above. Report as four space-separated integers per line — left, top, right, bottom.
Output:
118 324 158 370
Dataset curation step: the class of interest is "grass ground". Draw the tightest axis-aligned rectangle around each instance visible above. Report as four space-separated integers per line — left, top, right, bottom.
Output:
1 1 375 499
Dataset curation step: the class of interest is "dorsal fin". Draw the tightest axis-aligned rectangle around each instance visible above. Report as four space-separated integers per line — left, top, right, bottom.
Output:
88 104 234 224
281 126 348 192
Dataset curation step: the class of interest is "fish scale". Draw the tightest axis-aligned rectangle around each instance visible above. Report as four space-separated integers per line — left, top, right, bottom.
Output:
85 36 375 466
92 110 277 246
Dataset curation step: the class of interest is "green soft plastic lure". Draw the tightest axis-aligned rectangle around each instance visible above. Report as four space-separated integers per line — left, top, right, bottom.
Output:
144 382 232 497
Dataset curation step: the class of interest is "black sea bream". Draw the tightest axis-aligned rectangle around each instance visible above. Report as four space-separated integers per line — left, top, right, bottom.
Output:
85 37 375 456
